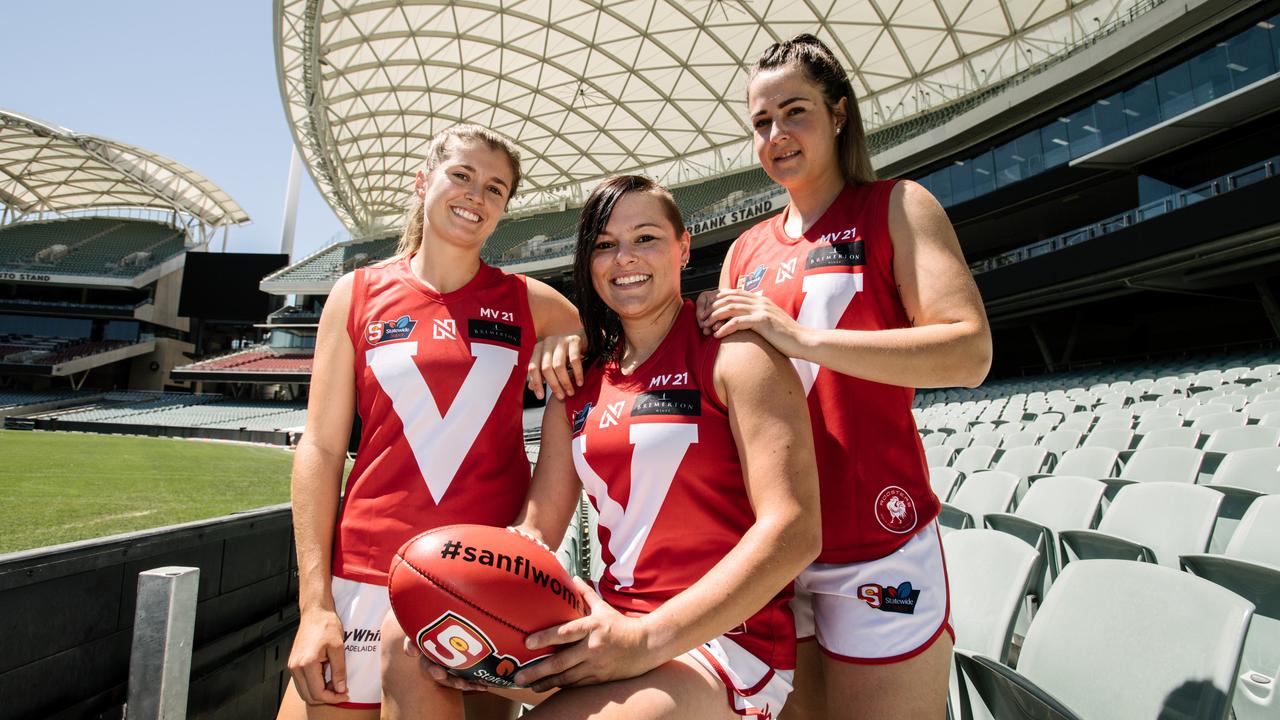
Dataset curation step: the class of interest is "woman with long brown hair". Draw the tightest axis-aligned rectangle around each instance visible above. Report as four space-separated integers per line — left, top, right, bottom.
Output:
697 34 991 719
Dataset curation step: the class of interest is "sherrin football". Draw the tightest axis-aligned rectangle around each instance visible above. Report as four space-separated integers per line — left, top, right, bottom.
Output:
388 524 585 688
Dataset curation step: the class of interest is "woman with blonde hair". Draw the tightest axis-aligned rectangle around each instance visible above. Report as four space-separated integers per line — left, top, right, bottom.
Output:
279 124 580 719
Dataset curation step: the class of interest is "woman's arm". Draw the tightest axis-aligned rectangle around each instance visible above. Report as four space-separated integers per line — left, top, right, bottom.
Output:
525 278 585 400
515 332 821 689
286 272 357 705
704 181 992 388
513 395 584 550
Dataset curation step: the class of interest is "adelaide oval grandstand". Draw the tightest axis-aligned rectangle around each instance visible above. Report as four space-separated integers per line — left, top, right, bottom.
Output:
0 109 251 395
7 0 1280 717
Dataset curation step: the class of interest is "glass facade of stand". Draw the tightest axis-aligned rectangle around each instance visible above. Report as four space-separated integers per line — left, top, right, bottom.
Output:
917 16 1280 208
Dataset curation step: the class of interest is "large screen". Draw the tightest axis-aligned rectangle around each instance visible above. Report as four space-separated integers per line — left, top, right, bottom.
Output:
178 252 289 322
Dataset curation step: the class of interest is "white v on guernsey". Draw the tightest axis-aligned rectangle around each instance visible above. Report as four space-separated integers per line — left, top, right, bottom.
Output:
336 257 537 586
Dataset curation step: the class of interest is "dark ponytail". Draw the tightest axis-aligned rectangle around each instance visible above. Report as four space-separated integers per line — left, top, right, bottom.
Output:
749 33 876 185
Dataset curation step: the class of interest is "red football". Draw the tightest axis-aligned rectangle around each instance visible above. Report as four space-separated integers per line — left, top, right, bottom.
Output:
388 524 585 688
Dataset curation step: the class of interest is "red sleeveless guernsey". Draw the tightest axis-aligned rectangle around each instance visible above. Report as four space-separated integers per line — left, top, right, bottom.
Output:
336 257 536 584
727 180 937 564
563 302 795 670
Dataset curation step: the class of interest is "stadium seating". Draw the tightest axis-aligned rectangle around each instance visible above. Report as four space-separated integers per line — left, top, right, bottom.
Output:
45 392 306 432
1181 495 1280 720
0 219 186 277
944 529 1040 720
985 475 1106 584
954 560 1253 720
1059 483 1222 567
174 347 315 374
940 470 1020 532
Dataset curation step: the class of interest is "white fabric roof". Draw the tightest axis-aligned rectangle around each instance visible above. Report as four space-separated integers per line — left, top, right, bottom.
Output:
277 0 1148 235
0 110 249 227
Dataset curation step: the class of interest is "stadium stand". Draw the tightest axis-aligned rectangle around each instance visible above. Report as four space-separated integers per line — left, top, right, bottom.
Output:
0 219 188 278
36 391 306 432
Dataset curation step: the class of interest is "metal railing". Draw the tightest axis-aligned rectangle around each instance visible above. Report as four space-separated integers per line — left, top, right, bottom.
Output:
970 155 1280 274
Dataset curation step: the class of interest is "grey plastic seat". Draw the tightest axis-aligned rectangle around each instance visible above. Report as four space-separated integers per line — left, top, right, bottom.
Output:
986 475 1106 582
945 530 1040 720
920 432 946 448
1182 496 1280 720
1186 403 1233 421
1132 414 1184 435
1209 447 1280 499
939 470 1020 533
970 429 1004 448
1191 410 1248 433
954 560 1253 720
1133 425 1200 450
1037 446 1119 481
1081 427 1133 451
942 431 973 449
1261 410 1280 428
1091 413 1134 431
1037 429 1082 456
929 466 964 502
1245 400 1280 422
992 445 1052 483
925 445 956 468
952 445 999 475
1059 483 1222 567
1203 425 1280 453
945 530 1040 662
1000 430 1040 449
1058 412 1095 433
1111 447 1203 491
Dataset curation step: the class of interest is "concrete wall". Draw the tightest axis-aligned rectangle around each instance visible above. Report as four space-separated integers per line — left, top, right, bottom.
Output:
0 506 299 719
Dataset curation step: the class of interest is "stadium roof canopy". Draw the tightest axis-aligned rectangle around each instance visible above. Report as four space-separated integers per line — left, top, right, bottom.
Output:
277 0 1149 236
0 109 250 231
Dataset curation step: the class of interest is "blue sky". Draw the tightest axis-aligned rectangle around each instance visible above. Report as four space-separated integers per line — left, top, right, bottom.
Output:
0 1 347 259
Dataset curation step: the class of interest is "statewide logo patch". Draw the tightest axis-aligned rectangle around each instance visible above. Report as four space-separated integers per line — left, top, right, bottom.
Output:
414 611 540 688
858 581 921 614
367 315 417 345
874 485 918 534
738 264 766 292
571 402 593 434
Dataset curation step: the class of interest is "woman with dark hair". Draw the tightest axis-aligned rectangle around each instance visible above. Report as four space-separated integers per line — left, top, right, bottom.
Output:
381 175 821 720
696 34 992 719
280 124 580 720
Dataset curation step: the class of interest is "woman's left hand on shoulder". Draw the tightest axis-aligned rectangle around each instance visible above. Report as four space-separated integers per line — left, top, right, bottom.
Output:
703 288 807 357
513 577 663 691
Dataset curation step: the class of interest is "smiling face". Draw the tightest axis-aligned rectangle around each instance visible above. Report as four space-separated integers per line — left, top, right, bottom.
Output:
589 191 689 325
416 136 515 252
748 64 847 193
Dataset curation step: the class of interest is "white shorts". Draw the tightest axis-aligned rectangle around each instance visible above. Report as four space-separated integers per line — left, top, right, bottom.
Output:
791 521 952 663
328 576 391 708
686 636 794 719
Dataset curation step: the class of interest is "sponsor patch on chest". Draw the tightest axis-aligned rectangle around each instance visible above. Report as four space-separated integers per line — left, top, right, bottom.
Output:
468 319 522 348
367 315 417 344
806 239 865 270
631 389 700 417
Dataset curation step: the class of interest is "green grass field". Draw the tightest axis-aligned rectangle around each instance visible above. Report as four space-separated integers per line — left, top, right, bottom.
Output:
0 430 298 554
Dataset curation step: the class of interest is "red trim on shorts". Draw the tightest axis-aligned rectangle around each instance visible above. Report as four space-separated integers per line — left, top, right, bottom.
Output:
334 701 380 709
695 646 776 718
819 522 954 666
